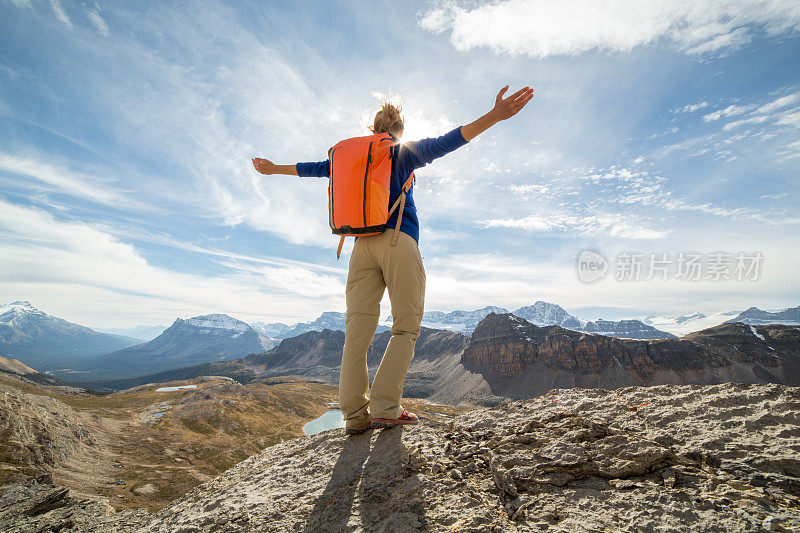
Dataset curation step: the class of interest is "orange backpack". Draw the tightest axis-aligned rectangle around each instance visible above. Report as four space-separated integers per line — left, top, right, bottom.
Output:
328 132 415 259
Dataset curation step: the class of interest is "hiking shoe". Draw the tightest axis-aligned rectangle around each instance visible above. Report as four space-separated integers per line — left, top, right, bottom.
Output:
371 408 419 429
345 422 373 435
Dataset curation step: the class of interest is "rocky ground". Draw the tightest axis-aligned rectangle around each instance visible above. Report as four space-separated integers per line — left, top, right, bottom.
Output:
3 382 795 531
0 384 114 487
0 372 340 511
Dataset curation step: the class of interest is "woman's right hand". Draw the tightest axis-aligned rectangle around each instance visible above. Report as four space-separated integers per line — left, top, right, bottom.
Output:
252 157 275 175
490 85 534 121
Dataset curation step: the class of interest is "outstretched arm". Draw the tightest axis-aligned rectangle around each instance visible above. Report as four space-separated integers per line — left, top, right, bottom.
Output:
460 85 534 142
401 84 534 171
252 158 298 176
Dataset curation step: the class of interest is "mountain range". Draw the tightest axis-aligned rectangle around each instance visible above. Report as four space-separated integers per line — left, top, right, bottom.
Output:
251 302 675 340
642 306 800 335
3 300 799 387
64 314 276 380
0 301 141 371
385 301 677 339
251 311 390 340
249 312 800 402
724 306 800 326
70 311 800 407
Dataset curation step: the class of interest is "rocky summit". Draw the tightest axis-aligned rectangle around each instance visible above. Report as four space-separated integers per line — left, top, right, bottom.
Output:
2 382 797 531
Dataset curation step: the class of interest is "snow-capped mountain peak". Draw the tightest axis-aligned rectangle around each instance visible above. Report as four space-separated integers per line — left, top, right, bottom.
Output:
182 314 252 334
0 301 41 318
724 306 800 327
1 300 37 310
250 321 292 338
0 301 143 370
0 301 72 330
676 312 706 323
512 301 583 328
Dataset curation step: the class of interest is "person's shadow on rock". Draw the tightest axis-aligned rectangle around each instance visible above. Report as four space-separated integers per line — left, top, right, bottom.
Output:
359 427 429 531
303 431 372 532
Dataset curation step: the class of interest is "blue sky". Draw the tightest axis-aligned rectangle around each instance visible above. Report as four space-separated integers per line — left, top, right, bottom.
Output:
1 0 798 329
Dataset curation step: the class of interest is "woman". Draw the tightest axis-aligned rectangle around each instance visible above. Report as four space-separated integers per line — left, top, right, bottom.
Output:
253 85 534 434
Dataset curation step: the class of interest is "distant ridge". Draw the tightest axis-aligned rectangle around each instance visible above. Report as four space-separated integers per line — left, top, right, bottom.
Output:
0 354 37 375
462 313 800 398
724 306 800 326
62 313 274 381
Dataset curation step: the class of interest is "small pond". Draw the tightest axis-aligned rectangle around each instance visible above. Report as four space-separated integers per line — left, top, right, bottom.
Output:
155 385 198 392
303 410 345 434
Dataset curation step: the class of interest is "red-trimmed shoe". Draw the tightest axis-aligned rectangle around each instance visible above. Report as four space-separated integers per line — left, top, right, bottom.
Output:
345 422 373 435
371 408 419 429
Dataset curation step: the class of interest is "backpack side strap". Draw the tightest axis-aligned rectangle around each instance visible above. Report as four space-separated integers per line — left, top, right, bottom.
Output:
336 235 346 260
388 172 415 247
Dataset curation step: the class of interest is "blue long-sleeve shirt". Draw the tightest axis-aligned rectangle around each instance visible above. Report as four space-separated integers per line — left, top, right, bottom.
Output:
296 126 469 244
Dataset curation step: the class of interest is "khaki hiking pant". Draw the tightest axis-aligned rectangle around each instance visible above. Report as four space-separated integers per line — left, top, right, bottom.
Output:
340 229 425 429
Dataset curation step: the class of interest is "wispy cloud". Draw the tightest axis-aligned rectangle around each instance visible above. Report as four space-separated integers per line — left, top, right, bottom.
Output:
482 165 800 242
672 101 709 114
86 8 109 36
658 89 800 164
0 199 347 326
755 91 800 114
420 0 800 58
0 152 136 208
8 0 33 9
592 167 800 225
48 0 72 28
703 104 755 121
480 212 670 239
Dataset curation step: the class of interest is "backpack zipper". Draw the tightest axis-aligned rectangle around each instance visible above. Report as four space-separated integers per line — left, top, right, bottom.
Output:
363 142 373 227
328 147 336 229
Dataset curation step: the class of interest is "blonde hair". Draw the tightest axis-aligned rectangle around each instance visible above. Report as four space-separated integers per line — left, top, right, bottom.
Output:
370 100 404 137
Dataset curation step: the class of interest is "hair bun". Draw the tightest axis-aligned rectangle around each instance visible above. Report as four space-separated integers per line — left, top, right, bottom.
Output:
371 100 404 136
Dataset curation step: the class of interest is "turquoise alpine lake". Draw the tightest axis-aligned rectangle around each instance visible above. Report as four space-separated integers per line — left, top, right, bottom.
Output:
303 410 345 434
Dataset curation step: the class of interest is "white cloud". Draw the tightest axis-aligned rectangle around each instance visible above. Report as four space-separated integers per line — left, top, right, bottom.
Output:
703 104 755 121
592 167 800 224
420 0 800 57
48 0 72 28
0 152 137 208
508 183 550 196
0 200 347 327
87 9 109 36
489 166 800 238
480 212 670 239
775 139 800 159
422 244 800 319
672 101 709 113
721 114 771 130
755 91 800 114
684 26 751 54
776 109 800 128
671 90 800 162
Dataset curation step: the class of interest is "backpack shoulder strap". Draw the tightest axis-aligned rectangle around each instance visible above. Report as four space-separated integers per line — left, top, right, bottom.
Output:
388 172 415 246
